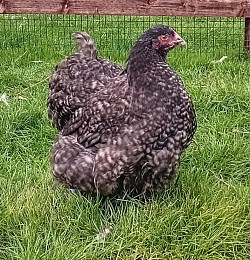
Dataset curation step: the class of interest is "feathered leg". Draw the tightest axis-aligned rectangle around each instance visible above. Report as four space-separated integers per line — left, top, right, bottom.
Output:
51 134 96 193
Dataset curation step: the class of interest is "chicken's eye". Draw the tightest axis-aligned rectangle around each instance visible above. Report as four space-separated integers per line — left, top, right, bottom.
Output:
159 35 168 41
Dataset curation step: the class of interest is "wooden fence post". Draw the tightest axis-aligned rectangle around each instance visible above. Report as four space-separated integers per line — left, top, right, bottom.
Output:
244 17 250 51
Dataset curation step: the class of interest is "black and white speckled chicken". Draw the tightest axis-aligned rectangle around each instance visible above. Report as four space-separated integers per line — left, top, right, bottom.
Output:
49 25 197 197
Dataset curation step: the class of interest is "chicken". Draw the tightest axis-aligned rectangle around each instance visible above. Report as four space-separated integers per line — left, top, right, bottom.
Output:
49 25 197 197
48 32 123 131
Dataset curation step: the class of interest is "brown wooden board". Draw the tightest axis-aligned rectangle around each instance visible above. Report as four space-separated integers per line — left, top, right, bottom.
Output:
244 17 250 50
0 0 250 17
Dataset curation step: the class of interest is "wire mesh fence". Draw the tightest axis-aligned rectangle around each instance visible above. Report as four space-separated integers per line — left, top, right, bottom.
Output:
0 14 246 61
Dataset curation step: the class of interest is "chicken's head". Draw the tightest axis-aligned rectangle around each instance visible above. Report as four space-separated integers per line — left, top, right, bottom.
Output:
143 25 186 52
126 25 186 79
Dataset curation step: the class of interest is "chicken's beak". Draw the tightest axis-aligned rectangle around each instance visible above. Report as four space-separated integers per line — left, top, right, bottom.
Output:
174 32 186 46
176 38 186 46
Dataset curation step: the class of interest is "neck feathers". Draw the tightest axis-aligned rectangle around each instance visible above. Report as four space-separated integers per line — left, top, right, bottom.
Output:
126 41 167 85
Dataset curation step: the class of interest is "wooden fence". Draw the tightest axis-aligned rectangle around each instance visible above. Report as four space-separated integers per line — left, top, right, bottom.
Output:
0 0 250 50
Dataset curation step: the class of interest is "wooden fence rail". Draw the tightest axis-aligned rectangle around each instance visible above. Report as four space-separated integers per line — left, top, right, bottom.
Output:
0 0 249 17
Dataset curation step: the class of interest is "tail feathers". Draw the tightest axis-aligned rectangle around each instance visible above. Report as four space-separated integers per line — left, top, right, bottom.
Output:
72 32 97 59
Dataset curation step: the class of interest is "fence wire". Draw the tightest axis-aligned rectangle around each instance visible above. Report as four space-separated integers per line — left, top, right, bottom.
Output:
0 15 245 60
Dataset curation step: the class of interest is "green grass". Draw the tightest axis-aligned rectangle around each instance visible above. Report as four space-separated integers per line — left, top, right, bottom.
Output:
1 16 250 259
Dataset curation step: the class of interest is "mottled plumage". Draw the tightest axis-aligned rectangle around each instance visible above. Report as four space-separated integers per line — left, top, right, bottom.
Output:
48 32 123 130
49 25 197 197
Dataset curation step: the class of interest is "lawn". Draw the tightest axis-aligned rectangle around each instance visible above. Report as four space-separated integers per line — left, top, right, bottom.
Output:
0 15 250 259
